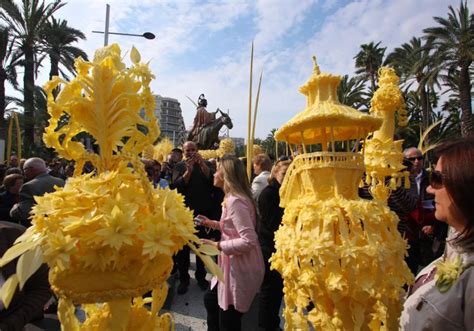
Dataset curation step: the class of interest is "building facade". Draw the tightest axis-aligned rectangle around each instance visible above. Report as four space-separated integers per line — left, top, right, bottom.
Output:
228 137 245 149
154 95 187 146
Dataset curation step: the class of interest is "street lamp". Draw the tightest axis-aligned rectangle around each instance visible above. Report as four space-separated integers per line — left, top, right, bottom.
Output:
92 4 156 46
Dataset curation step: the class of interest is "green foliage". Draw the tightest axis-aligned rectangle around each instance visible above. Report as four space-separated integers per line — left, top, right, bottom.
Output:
337 75 369 111
423 0 474 136
0 0 65 155
40 17 88 82
354 41 386 92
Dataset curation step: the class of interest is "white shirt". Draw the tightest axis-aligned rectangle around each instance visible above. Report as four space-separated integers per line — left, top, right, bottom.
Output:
251 170 270 201
415 171 423 195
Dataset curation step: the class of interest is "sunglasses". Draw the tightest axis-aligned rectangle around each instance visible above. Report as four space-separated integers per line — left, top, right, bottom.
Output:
407 156 423 161
430 170 444 189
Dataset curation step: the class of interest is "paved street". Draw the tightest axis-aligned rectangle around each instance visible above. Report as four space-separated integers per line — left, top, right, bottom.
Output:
169 253 260 331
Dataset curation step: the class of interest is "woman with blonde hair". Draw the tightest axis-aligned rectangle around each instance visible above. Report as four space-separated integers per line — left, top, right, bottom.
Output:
258 158 291 331
199 155 264 331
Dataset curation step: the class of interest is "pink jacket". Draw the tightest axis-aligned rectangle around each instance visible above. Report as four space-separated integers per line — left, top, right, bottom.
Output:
211 194 264 313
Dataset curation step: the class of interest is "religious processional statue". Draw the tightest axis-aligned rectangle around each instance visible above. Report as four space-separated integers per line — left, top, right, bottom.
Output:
187 94 233 150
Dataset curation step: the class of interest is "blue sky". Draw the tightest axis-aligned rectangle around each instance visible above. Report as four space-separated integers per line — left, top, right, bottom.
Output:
6 0 465 140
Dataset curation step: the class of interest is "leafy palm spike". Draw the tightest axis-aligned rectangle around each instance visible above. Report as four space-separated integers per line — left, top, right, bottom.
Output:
43 44 159 174
418 119 443 155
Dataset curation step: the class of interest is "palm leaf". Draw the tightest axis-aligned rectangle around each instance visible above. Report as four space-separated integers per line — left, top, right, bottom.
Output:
418 119 443 154
45 45 159 171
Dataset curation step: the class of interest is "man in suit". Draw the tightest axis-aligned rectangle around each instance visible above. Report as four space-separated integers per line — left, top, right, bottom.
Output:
10 158 65 227
0 221 51 330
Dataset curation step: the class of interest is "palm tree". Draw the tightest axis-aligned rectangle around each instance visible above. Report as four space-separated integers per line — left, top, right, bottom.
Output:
337 75 369 111
0 0 65 155
441 66 474 101
40 17 88 83
385 37 442 133
353 41 386 91
0 25 19 133
423 1 474 137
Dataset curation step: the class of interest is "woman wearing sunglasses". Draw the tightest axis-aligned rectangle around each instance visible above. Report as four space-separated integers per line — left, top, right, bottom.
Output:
400 137 474 330
199 155 264 331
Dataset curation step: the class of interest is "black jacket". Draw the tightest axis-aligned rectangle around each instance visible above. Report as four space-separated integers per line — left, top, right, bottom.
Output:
0 222 51 331
258 178 284 256
171 161 215 216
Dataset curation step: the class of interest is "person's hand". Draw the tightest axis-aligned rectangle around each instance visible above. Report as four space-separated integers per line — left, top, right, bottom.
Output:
194 153 204 166
196 214 209 226
194 152 210 178
422 225 434 235
186 157 194 168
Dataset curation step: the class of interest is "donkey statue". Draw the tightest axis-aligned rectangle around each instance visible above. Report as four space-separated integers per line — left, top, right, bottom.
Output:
192 109 233 150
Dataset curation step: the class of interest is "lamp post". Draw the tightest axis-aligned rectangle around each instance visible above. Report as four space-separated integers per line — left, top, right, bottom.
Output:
92 4 156 46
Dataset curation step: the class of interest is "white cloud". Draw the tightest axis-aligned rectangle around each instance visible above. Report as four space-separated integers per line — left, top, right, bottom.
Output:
254 0 317 47
4 0 464 142
297 0 461 77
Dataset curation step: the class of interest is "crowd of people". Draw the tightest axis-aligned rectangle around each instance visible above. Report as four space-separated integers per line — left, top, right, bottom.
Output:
0 137 472 330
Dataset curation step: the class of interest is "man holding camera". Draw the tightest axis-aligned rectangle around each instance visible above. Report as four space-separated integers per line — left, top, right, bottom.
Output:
171 141 215 294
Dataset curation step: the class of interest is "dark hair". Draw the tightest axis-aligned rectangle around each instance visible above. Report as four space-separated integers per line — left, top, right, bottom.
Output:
171 148 183 154
3 173 23 191
5 167 22 176
435 137 474 252
278 155 291 162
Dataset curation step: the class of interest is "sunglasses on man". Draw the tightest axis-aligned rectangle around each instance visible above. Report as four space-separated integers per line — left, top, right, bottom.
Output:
407 156 423 162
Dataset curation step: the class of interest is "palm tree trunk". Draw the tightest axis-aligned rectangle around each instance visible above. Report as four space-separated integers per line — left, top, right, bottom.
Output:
459 63 474 137
23 45 36 155
49 55 60 99
420 86 429 133
370 72 376 92
0 68 6 132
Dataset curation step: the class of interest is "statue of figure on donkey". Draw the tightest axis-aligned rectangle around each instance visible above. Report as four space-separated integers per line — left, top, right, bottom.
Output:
187 94 233 150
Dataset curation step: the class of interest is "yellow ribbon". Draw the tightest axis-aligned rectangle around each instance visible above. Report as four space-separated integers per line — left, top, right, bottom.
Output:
6 112 22 165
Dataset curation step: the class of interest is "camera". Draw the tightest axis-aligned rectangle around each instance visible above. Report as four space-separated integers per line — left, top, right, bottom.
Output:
194 216 203 226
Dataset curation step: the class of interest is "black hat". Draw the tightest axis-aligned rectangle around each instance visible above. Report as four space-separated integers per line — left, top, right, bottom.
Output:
198 94 207 107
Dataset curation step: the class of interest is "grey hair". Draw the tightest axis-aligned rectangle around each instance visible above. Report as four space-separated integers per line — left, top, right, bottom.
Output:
24 157 47 172
403 147 422 157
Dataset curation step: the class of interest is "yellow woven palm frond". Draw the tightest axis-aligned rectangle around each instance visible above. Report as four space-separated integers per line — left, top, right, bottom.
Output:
418 119 443 155
43 44 159 173
142 144 154 160
153 138 174 162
